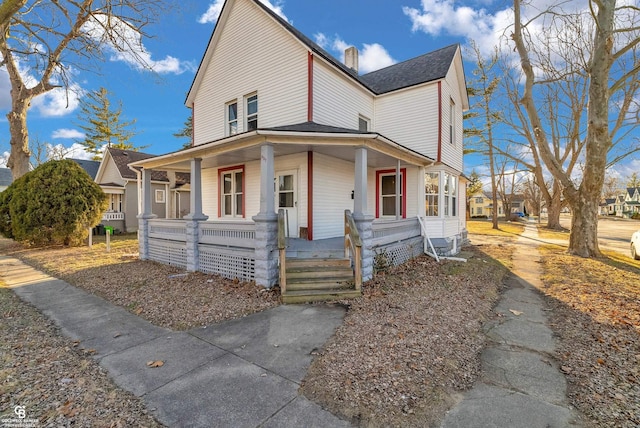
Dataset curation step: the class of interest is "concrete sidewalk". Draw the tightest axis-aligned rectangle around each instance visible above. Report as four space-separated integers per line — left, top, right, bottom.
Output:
441 223 582 428
0 255 351 428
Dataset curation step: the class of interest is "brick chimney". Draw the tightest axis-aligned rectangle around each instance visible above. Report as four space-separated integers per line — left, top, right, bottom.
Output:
345 46 359 73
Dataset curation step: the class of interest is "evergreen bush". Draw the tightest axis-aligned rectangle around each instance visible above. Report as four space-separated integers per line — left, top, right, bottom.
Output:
0 160 107 246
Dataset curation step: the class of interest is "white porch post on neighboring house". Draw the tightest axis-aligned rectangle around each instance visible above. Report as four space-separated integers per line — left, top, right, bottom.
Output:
138 168 157 260
253 144 278 288
184 158 208 272
353 147 374 281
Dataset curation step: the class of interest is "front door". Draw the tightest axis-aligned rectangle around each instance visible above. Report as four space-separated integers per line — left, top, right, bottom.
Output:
276 170 298 238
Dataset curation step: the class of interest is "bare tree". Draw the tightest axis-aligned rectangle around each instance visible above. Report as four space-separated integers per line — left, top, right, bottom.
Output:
1 0 163 179
465 42 503 229
511 0 640 257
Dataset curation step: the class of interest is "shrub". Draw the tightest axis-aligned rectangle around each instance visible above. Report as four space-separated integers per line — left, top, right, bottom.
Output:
0 160 107 246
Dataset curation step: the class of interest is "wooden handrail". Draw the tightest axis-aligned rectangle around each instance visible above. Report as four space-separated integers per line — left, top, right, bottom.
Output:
277 209 287 294
344 210 362 291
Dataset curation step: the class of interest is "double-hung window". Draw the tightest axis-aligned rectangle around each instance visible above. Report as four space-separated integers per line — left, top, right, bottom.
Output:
358 115 370 132
227 101 238 135
450 99 456 145
444 173 458 217
246 94 258 131
377 169 406 218
220 166 244 218
109 194 122 212
425 172 439 216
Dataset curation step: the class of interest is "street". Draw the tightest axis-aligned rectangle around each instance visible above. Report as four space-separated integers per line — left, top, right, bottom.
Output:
558 214 639 258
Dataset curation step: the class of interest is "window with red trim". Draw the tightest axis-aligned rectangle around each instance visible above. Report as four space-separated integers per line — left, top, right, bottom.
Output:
219 165 245 218
376 169 406 218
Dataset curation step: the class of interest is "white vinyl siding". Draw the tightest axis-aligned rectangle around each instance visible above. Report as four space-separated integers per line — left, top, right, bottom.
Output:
100 157 125 186
312 153 354 239
313 60 374 130
193 0 307 145
440 68 464 171
374 85 439 158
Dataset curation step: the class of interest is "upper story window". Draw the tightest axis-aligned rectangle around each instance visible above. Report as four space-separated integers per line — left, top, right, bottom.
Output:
475 197 483 204
358 116 370 132
227 101 238 135
449 98 456 145
246 93 258 131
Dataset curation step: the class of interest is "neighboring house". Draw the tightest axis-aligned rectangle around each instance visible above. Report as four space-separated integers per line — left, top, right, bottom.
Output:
600 198 616 216
622 187 640 218
469 191 503 218
0 168 12 192
94 148 190 233
130 0 469 301
71 158 100 180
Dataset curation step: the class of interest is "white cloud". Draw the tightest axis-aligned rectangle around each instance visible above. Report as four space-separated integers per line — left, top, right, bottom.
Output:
82 15 192 75
199 0 290 24
31 84 84 117
52 128 86 140
359 43 396 73
61 143 95 160
0 151 9 168
313 33 396 74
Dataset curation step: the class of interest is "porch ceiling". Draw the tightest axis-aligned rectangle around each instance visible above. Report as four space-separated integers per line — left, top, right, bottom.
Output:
129 130 434 172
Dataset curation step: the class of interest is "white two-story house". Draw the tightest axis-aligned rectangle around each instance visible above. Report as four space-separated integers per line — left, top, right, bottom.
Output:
131 0 469 302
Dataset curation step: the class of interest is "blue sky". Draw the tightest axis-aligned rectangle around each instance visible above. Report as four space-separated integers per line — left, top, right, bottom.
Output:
1 0 638 183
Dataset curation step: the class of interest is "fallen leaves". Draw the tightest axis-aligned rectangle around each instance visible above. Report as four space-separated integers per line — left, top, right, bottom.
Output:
146 360 164 368
509 309 523 316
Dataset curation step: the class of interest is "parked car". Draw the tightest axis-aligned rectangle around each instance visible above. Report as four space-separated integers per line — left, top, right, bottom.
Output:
514 212 525 218
631 230 640 260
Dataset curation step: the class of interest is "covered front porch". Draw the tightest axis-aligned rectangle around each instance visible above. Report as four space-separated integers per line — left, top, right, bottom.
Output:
130 124 454 298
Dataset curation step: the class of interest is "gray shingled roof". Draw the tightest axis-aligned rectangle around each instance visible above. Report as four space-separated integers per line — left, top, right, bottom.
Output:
0 168 12 187
265 122 365 134
360 45 458 94
107 148 169 182
70 159 100 180
249 1 458 95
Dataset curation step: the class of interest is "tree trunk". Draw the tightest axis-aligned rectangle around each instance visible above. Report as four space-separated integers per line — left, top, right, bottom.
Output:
546 181 563 229
7 97 31 180
569 193 601 257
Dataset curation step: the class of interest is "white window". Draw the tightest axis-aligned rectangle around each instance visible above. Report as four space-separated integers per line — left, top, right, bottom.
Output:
220 167 244 217
227 101 238 135
358 116 370 132
246 93 258 131
109 194 122 212
450 99 456 145
155 189 165 204
442 174 458 217
425 172 439 217
377 170 404 218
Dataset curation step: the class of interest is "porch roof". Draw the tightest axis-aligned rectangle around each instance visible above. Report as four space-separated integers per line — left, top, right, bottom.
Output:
129 122 435 172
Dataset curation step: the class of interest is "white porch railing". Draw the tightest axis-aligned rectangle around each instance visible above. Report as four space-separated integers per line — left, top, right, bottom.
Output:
146 219 257 281
102 212 124 221
200 221 256 248
149 219 187 242
372 217 422 247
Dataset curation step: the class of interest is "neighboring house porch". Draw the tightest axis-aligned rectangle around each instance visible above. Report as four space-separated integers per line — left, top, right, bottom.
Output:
131 124 467 301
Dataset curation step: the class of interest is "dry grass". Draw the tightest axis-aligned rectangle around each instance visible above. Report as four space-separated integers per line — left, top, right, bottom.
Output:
466 219 525 237
536 226 570 241
538 245 640 427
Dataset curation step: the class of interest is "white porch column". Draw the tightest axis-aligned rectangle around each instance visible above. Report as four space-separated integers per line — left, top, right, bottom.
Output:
417 166 426 218
353 146 374 281
395 159 401 220
354 147 368 217
184 158 208 221
184 158 208 272
253 144 278 287
138 168 157 260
